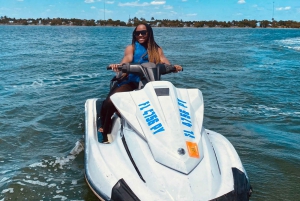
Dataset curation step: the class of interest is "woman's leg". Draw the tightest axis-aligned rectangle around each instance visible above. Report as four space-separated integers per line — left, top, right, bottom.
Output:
100 82 137 142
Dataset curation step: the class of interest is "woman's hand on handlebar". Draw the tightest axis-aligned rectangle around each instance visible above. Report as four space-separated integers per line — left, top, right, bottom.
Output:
109 64 122 72
174 65 183 73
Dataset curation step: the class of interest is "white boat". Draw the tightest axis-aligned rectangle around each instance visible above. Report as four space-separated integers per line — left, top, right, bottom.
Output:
84 63 252 201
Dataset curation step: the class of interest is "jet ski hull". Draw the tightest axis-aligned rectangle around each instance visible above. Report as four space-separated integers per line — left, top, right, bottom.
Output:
84 91 251 200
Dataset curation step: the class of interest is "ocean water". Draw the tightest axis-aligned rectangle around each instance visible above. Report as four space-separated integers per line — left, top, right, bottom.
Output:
0 25 299 201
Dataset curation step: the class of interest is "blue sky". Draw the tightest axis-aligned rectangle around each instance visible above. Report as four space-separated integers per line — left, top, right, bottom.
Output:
1 0 299 22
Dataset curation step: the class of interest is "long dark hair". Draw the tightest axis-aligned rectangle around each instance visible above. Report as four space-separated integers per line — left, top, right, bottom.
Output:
132 23 161 64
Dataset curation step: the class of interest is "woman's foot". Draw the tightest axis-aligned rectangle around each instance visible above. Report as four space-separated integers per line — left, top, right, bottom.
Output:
97 127 104 142
98 127 109 143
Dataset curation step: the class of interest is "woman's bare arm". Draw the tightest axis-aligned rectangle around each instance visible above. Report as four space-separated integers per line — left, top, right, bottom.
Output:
110 45 133 71
159 48 182 72
158 48 170 65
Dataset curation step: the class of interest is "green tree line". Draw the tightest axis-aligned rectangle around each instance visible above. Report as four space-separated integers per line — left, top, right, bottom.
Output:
1 16 300 28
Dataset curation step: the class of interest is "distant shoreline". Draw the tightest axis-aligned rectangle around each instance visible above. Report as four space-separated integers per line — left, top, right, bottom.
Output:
1 16 300 28
1 24 299 29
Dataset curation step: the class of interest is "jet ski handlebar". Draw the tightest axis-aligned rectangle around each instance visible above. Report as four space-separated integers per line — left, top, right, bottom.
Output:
106 63 179 74
107 63 181 82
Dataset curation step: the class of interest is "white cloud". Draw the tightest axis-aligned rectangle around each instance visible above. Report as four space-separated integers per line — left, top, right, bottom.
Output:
91 6 96 9
187 13 197 16
276 6 291 11
238 0 245 4
154 11 164 15
100 8 112 13
182 0 188 2
136 10 146 15
164 5 173 9
85 0 95 3
0 7 9 11
252 4 264 11
119 1 150 7
118 0 166 7
150 1 166 5
106 1 114 4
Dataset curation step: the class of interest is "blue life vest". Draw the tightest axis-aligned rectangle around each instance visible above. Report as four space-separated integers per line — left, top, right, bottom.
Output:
118 41 148 86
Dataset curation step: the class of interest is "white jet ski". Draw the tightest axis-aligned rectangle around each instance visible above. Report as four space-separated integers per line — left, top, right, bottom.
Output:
84 63 252 201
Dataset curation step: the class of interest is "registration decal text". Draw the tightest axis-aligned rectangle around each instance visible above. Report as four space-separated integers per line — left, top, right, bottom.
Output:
178 98 195 139
138 101 165 135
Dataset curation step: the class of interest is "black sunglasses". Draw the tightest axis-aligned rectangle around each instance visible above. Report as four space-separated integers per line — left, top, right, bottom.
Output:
134 30 147 36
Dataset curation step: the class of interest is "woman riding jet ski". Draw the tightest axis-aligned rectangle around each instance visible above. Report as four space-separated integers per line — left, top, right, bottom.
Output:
84 62 252 201
99 23 182 143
